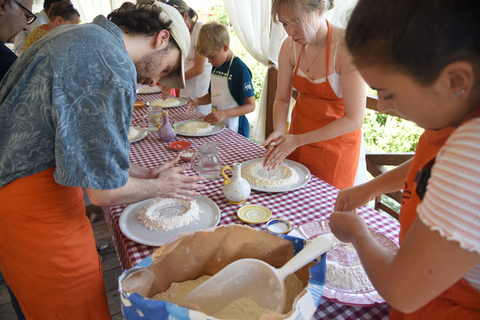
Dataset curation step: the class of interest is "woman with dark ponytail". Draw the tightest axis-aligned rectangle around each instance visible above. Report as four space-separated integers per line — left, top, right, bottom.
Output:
330 0 480 319
164 0 213 115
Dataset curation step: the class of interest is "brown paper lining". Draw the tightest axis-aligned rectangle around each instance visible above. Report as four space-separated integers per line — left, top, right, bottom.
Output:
121 225 313 315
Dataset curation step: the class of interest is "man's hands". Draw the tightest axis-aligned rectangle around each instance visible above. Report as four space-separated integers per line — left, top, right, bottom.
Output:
150 153 204 201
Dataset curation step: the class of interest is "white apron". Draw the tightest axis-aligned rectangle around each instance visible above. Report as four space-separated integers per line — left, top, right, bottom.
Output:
211 55 239 132
180 22 212 115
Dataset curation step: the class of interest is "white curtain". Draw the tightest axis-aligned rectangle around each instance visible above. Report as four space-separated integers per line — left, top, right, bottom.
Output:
73 0 124 23
223 0 358 143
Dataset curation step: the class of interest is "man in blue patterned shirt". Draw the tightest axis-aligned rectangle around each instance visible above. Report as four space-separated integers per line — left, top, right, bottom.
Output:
0 1 203 318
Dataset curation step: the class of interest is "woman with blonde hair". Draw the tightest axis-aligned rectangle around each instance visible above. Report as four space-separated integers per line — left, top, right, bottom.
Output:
263 0 366 190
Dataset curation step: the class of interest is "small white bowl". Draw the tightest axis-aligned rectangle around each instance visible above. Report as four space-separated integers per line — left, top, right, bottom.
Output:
265 218 292 234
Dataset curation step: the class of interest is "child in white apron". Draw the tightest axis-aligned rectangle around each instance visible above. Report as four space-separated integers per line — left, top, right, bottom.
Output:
185 22 255 138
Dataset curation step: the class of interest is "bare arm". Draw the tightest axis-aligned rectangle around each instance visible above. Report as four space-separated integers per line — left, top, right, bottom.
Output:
84 155 204 206
186 93 212 115
184 48 206 81
262 39 296 166
334 158 412 211
203 96 255 125
329 212 480 313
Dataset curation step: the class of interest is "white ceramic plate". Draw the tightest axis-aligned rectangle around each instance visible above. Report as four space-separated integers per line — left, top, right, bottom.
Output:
146 97 189 108
128 126 149 143
137 86 161 94
174 119 226 137
288 219 399 307
119 195 221 247
240 158 311 193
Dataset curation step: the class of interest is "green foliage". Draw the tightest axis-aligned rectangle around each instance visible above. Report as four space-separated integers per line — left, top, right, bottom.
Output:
363 109 423 153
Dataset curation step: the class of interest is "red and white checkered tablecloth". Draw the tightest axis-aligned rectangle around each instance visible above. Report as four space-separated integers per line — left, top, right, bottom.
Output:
103 88 399 320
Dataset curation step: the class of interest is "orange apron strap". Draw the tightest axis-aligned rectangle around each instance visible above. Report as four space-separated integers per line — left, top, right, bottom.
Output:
0 168 112 320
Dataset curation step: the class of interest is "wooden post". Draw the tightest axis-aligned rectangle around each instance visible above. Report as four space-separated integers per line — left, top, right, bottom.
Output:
265 60 278 138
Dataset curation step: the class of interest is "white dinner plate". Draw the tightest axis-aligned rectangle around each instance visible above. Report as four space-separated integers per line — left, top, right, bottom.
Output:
174 119 226 137
240 158 311 193
137 86 161 94
128 126 149 143
119 195 221 247
288 219 399 307
146 97 189 108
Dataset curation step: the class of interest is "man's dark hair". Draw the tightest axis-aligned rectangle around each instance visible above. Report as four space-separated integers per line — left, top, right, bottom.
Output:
107 0 173 37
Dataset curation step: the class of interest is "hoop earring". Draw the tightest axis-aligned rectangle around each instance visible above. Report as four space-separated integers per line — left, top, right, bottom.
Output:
454 89 466 99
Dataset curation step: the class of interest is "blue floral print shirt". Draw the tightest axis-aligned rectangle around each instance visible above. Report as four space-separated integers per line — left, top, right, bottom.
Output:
0 15 137 189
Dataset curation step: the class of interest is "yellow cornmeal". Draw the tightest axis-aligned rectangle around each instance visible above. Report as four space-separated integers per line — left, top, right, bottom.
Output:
179 121 214 134
152 273 305 319
242 162 299 188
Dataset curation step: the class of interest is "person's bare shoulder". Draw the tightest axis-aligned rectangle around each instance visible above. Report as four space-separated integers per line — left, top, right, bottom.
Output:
280 37 300 68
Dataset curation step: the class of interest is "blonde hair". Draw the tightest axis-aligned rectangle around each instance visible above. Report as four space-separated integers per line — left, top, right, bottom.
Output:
271 0 334 40
196 22 230 56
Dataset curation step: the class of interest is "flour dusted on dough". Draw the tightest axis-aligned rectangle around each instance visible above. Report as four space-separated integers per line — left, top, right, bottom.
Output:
149 98 181 107
152 273 305 319
242 162 299 188
326 234 374 291
128 127 140 140
138 198 200 231
180 121 214 134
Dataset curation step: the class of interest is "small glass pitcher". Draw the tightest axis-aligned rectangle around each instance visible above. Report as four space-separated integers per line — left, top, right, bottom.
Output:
191 141 222 180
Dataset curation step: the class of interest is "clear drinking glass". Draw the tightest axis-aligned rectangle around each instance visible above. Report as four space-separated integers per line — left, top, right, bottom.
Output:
143 105 163 131
191 141 222 180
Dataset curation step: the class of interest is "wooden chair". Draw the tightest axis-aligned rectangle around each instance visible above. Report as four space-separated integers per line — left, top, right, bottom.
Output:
365 152 413 220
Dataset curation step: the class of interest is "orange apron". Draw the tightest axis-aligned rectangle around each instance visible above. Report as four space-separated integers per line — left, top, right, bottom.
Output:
391 110 480 319
0 167 112 320
288 21 361 190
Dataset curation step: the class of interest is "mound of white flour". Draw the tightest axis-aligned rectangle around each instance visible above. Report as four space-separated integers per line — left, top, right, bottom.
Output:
242 162 299 188
149 98 182 108
325 234 374 292
138 198 200 231
180 121 214 134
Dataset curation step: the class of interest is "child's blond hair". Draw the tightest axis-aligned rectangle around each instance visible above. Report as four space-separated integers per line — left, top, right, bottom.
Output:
196 21 230 56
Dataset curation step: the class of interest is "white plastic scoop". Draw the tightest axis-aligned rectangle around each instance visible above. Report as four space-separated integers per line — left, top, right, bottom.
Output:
181 234 332 315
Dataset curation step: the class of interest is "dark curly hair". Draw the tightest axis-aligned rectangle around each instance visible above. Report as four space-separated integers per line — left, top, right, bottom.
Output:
107 0 173 37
